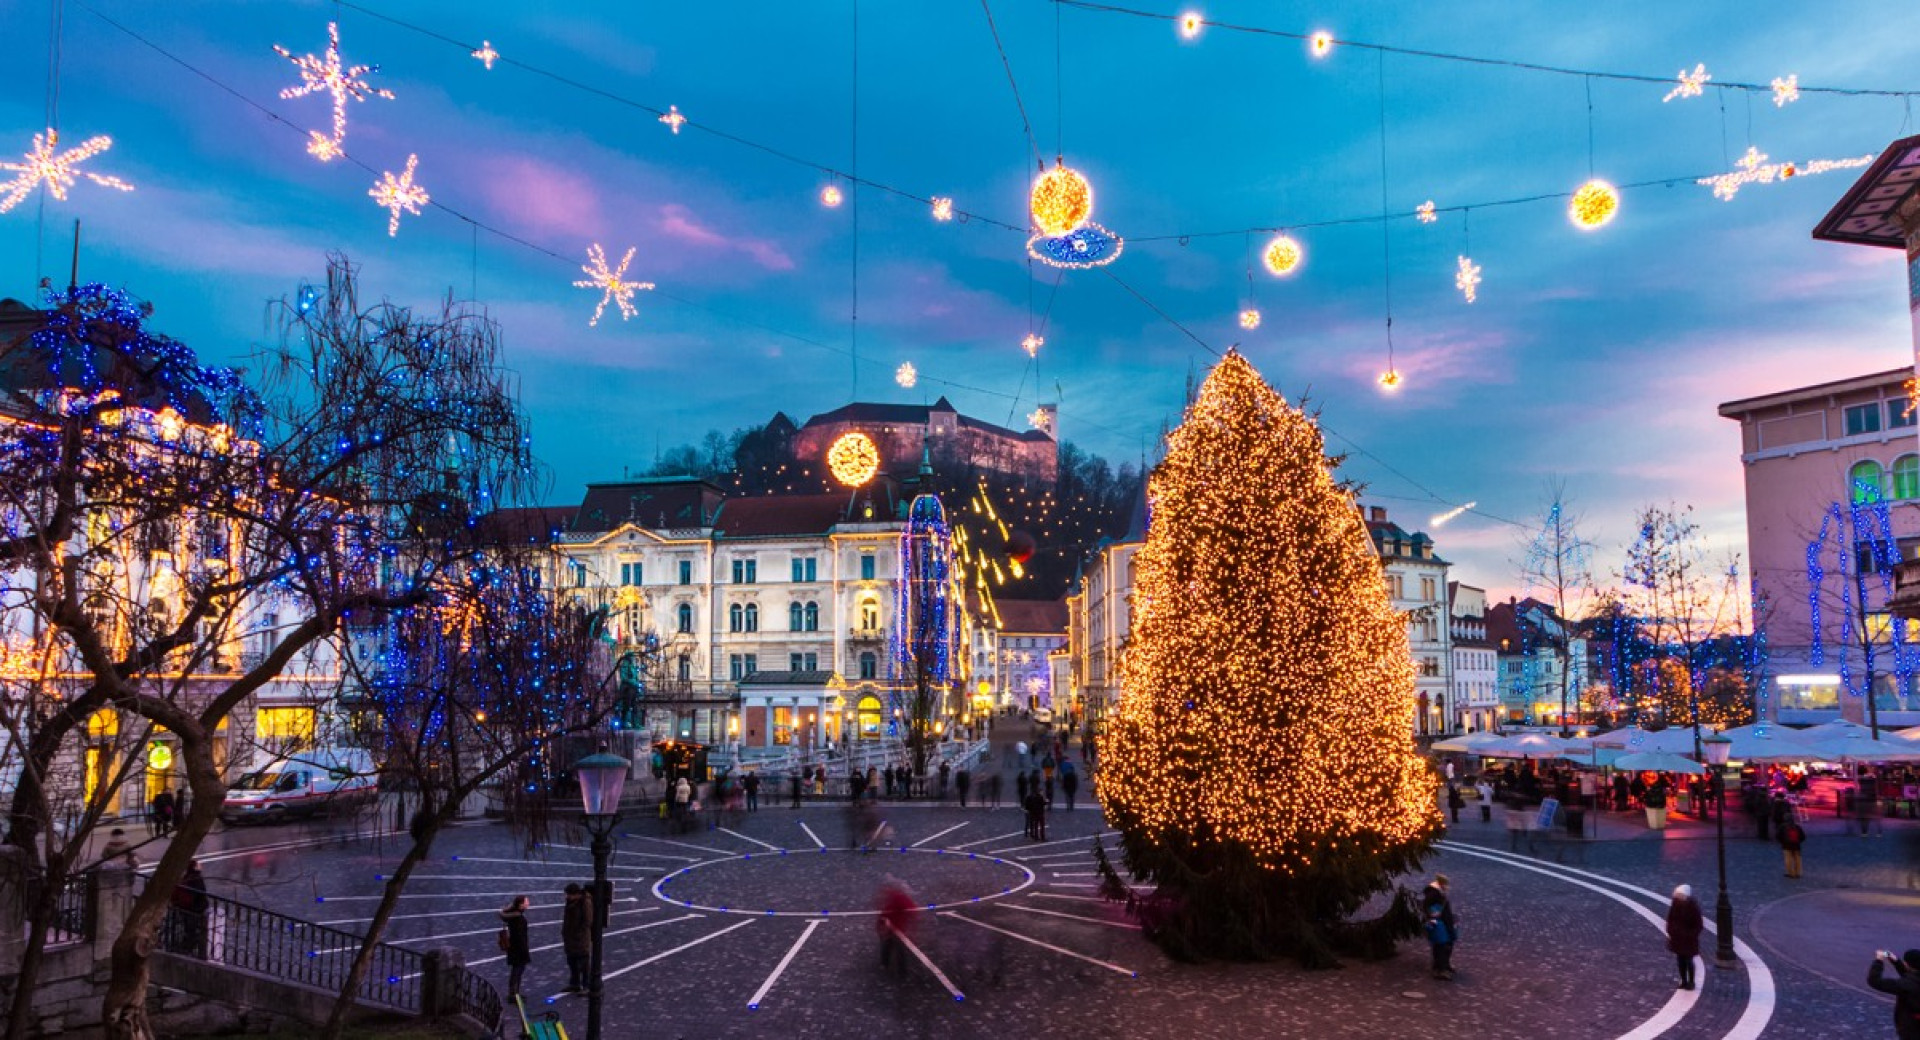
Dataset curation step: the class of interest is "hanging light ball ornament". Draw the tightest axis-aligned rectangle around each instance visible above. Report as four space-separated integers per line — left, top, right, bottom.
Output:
1178 11 1204 39
1262 234 1304 276
1568 178 1619 230
1310 31 1335 58
1239 309 1262 330
1030 160 1094 236
821 183 844 208
1378 369 1403 391
827 431 880 487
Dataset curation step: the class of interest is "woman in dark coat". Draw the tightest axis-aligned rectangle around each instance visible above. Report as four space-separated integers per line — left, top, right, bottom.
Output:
501 895 532 999
1665 884 1704 990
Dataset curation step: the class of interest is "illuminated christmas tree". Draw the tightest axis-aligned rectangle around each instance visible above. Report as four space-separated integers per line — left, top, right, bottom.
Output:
1100 351 1440 964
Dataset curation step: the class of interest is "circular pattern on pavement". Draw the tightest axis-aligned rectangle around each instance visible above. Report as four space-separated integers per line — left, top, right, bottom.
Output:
652 846 1036 917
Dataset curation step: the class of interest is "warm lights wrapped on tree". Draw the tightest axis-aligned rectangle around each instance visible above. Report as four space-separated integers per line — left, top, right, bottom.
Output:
1100 350 1439 964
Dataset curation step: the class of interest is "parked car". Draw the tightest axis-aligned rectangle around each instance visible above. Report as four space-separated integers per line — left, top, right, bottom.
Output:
220 747 379 825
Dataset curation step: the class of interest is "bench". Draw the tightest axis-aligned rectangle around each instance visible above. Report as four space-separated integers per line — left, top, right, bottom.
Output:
517 995 569 1040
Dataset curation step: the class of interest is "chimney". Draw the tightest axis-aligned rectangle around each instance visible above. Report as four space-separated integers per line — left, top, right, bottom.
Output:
1369 506 1387 522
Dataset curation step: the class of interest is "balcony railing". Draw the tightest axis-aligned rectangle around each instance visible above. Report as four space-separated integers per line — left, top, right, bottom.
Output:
848 626 886 642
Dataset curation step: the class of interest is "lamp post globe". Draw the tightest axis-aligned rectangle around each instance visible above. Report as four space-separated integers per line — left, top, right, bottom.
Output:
573 751 629 1040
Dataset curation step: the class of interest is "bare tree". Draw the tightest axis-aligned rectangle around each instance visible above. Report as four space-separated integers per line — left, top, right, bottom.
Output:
0 256 537 1040
1619 504 1749 747
1517 483 1597 734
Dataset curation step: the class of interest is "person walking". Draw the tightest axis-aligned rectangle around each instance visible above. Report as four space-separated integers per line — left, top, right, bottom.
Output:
500 895 532 1000
1778 816 1806 879
937 761 951 802
1015 769 1030 805
1869 949 1920 1040
150 787 175 838
744 771 760 812
877 877 916 973
789 770 803 809
865 766 878 803
956 767 971 808
1665 884 1703 990
99 827 138 869
167 859 210 957
174 785 190 826
987 772 1002 809
1421 875 1456 980
1023 785 1048 841
1043 766 1056 809
1475 778 1494 823
562 883 593 993
1061 762 1079 811
1447 783 1465 824
672 775 692 832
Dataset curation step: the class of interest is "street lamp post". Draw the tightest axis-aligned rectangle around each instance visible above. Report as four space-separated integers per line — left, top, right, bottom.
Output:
1701 734 1736 968
574 752 630 1040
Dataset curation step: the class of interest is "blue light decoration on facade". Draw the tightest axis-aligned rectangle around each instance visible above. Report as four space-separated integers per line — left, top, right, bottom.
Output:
1806 484 1916 701
891 493 957 736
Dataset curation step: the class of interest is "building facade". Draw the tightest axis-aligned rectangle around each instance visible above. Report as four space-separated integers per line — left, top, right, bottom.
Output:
993 599 1069 712
1718 368 1920 728
1448 583 1500 734
1365 507 1454 736
788 397 1057 483
1487 597 1591 727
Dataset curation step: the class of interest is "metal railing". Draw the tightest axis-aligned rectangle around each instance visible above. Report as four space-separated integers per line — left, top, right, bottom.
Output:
445 955 504 1033
50 870 94 945
153 887 423 1012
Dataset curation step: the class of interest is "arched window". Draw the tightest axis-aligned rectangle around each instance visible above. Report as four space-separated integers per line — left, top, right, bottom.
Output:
804 602 819 632
677 603 693 634
729 603 744 632
789 602 804 631
859 652 877 679
860 597 880 632
1895 455 1920 501
856 695 883 738
744 603 759 632
1850 460 1886 504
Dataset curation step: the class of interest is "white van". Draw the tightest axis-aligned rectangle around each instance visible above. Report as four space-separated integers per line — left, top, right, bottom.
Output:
220 747 379 825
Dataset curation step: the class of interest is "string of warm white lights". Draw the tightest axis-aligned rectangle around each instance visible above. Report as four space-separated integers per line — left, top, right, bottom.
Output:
1056 0 1920 99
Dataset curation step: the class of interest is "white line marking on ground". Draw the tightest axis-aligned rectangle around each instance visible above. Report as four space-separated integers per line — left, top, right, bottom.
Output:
1023 850 1095 863
949 830 1026 849
384 907 661 943
602 919 755 980
450 856 656 870
892 924 964 1000
1032 892 1113 904
1047 883 1100 889
867 822 889 847
1001 902 1139 930
317 899 641 927
943 912 1138 976
314 891 535 903
719 827 780 851
1050 871 1099 877
912 822 969 848
798 822 826 849
1436 841 1774 1040
396 874 655 883
619 834 729 857
748 919 823 1010
529 915 709 993
990 831 1120 855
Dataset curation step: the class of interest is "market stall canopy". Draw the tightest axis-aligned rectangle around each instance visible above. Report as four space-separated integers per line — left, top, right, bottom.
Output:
1710 723 1819 761
1792 719 1877 742
1795 736 1920 764
1590 726 1695 754
1892 726 1920 743
1431 732 1507 754
1610 751 1707 775
1479 732 1591 759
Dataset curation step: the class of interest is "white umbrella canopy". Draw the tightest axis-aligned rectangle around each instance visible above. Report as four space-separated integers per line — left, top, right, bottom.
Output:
1797 736 1920 764
1792 719 1876 742
1478 732 1574 759
1710 723 1818 761
1431 732 1507 754
1611 751 1708 775
1590 726 1695 753
1895 726 1920 743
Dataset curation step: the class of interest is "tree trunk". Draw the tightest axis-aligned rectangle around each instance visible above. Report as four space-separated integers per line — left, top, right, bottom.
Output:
99 740 224 1040
4 863 64 1040
322 811 443 1038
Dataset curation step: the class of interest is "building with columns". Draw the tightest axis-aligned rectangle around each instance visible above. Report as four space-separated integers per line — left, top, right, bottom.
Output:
1365 507 1454 736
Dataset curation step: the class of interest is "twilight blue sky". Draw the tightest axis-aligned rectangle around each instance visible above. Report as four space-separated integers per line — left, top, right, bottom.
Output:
3 1 1918 597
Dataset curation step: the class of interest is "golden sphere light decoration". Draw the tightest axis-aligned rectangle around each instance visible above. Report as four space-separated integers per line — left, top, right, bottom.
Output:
1262 234 1304 276
1178 11 1203 39
1568 179 1619 230
1030 160 1094 236
1239 309 1262 330
1378 369 1403 391
821 184 844 208
827 431 880 487
1309 31 1334 58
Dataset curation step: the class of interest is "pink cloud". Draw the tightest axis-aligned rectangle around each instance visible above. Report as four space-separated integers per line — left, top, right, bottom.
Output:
654 203 795 272
473 156 605 241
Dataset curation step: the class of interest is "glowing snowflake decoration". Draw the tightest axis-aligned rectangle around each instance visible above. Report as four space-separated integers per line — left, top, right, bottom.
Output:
931 196 954 222
1662 63 1710 102
1696 146 1873 201
660 106 687 134
1021 332 1044 358
1454 255 1481 303
274 22 393 160
369 154 429 236
1771 74 1799 108
573 244 654 327
306 132 343 162
0 128 133 214
1416 200 1437 224
896 362 918 389
1239 309 1261 330
472 40 499 70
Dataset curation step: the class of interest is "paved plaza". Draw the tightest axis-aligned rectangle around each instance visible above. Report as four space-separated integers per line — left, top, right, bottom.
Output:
186 785 1919 1040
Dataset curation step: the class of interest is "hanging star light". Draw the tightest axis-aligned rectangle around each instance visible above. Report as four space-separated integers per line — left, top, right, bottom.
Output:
1568 179 1619 230
1696 146 1873 201
1771 74 1799 107
1309 31 1334 58
896 362 918 388
1416 200 1437 224
273 22 393 161
660 106 687 134
930 196 954 222
1662 63 1710 103
821 184 844 208
827 431 881 487
1262 234 1304 276
0 128 134 214
1021 332 1044 358
306 132 344 162
573 244 654 327
368 154 429 236
1239 309 1261 330
471 40 499 70
1454 255 1481 303
1178 11 1204 39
